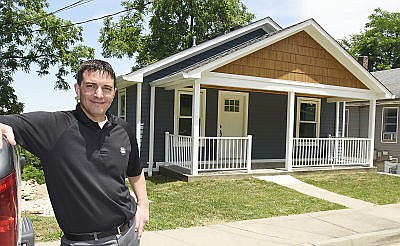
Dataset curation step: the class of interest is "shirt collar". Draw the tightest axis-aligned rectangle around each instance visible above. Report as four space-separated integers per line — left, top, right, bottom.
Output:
74 103 114 128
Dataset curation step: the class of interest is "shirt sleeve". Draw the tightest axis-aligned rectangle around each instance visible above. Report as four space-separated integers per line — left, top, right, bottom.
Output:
118 120 142 177
0 112 70 159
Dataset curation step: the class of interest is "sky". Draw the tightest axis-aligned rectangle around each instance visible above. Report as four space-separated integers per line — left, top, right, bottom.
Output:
11 0 400 113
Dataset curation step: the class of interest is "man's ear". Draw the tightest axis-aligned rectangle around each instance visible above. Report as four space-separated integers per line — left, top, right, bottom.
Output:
74 83 80 97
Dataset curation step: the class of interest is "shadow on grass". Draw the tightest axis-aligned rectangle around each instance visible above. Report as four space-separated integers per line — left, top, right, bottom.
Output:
146 174 180 185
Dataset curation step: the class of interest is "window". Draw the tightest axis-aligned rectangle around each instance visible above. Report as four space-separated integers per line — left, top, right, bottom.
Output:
382 107 398 143
174 89 206 136
296 97 321 138
224 99 240 112
118 89 126 120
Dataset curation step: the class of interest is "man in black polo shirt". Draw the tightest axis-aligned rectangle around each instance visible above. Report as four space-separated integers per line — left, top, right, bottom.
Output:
0 59 149 246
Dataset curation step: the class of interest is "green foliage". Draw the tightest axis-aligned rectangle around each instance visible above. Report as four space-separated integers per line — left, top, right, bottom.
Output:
18 147 45 184
0 0 94 114
340 8 400 71
100 0 254 68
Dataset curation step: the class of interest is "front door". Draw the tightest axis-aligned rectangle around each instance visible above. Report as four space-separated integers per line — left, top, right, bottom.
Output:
217 91 248 137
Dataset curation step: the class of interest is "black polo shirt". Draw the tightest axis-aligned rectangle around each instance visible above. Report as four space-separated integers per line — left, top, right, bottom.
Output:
0 104 142 233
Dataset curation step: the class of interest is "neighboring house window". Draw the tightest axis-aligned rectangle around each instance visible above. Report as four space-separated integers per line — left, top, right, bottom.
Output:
296 97 321 138
174 89 206 136
118 89 126 120
381 107 398 143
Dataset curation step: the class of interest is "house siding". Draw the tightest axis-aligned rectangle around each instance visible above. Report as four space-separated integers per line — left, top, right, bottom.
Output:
153 88 175 163
320 99 336 138
213 31 367 90
248 93 287 159
374 104 400 158
347 106 369 138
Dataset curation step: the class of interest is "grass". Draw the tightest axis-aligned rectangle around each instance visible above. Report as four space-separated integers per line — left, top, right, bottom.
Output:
294 172 400 205
27 171 400 242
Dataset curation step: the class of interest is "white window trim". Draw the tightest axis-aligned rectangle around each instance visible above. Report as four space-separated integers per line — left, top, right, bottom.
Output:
174 88 206 136
118 88 127 120
296 97 321 138
381 107 398 144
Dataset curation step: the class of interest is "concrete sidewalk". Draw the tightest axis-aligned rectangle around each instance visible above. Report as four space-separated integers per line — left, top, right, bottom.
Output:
141 204 400 246
37 175 400 246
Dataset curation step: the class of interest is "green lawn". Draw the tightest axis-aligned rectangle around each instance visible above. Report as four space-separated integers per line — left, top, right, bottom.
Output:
28 171 400 242
294 172 400 205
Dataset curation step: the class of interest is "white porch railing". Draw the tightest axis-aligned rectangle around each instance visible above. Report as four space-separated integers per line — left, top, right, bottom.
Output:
292 138 371 167
165 132 252 172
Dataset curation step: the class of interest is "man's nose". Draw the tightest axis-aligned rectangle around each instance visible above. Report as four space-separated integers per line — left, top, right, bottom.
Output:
94 87 104 98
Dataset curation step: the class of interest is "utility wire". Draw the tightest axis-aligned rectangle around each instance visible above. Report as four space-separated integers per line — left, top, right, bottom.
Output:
33 7 133 32
14 0 95 27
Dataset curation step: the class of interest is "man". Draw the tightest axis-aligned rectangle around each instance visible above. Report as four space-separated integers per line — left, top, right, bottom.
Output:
0 59 149 246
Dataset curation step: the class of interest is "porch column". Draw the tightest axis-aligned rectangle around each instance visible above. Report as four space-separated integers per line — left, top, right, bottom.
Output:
342 102 346 137
191 79 201 175
285 91 295 171
136 83 142 154
335 102 340 137
368 99 376 167
148 86 155 177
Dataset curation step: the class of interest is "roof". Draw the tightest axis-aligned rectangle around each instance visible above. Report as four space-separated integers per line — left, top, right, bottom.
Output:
120 17 282 83
119 16 393 100
372 68 400 98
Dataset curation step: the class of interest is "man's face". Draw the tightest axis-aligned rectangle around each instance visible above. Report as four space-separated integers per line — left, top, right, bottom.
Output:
74 70 115 122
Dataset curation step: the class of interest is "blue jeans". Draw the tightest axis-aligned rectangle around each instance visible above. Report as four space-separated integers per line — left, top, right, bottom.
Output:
60 220 139 246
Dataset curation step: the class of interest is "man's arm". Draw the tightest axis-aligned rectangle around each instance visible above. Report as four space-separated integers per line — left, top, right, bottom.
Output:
0 123 16 149
128 170 149 240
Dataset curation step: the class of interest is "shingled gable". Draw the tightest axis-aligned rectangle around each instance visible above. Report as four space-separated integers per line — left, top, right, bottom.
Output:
119 17 282 84
148 18 392 100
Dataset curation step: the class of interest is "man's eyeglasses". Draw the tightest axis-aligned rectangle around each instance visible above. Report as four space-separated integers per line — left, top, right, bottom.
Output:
81 82 115 96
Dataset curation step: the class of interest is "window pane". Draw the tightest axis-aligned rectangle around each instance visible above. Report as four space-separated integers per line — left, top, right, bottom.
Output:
386 124 397 133
180 94 192 116
300 103 316 121
179 118 192 136
299 123 316 137
120 94 126 116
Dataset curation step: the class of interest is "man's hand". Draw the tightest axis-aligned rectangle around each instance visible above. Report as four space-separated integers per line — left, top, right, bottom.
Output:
0 123 16 149
129 171 149 241
134 200 149 240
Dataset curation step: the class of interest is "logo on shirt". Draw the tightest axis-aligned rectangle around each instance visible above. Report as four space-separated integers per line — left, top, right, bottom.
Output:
120 147 127 156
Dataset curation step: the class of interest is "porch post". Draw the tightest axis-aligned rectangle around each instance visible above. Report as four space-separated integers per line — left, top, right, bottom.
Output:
368 99 376 167
342 102 346 137
136 83 142 153
148 86 155 177
335 102 340 137
191 79 201 175
285 91 295 171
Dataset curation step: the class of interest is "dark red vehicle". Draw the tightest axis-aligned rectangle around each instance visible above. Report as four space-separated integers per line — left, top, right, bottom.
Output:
0 138 34 246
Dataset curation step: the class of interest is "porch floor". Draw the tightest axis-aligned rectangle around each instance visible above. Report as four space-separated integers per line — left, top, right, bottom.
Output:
157 162 377 182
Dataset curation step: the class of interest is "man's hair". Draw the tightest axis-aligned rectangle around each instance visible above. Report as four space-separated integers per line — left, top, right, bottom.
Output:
76 59 116 87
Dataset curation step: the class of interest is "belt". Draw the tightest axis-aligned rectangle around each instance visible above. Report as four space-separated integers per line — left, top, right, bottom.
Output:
64 221 131 241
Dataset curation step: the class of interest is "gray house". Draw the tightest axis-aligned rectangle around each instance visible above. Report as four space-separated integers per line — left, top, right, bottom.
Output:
113 17 392 176
347 68 400 159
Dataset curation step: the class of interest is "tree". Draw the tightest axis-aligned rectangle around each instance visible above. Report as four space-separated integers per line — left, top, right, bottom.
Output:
341 8 400 72
99 0 254 68
0 0 94 114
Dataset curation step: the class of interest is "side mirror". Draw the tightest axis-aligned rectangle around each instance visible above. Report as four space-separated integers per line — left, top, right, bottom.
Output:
19 156 26 170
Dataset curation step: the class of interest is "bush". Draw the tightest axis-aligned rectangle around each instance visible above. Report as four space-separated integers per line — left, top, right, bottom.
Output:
17 147 45 184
